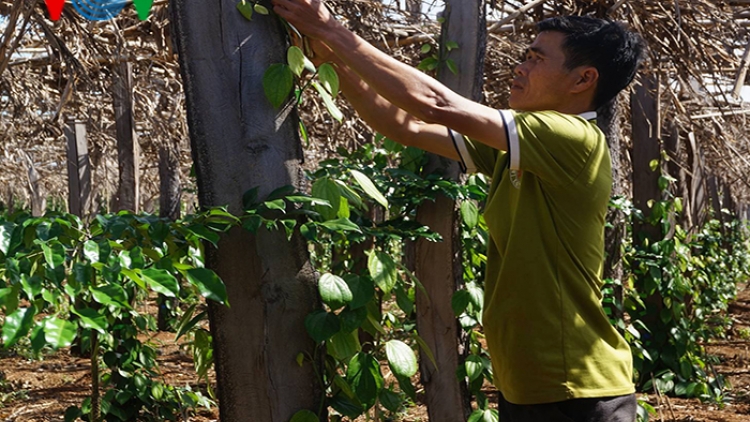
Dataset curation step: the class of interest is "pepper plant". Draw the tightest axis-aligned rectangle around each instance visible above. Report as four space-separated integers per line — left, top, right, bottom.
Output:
0 208 233 421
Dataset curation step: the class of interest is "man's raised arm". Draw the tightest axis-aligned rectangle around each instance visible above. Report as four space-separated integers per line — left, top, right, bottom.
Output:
308 41 462 160
271 0 508 153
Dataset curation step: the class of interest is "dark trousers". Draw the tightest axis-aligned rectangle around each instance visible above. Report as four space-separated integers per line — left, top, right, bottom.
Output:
498 392 637 422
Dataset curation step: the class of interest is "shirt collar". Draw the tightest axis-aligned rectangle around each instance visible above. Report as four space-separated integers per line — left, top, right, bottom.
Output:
578 111 597 121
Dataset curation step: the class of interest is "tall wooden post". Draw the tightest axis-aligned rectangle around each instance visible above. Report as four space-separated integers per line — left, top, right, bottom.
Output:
630 74 663 339
414 1 484 420
158 142 181 221
171 0 320 420
686 132 707 230
630 74 662 243
113 61 140 212
65 121 91 217
598 96 625 318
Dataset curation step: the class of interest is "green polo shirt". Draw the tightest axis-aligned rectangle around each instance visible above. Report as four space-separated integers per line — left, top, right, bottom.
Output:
451 110 634 405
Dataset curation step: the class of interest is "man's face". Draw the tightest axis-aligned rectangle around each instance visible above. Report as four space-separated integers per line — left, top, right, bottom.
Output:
509 31 582 112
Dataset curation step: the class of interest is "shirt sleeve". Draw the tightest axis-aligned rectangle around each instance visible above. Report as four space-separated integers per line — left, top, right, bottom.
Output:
501 110 602 186
449 127 503 176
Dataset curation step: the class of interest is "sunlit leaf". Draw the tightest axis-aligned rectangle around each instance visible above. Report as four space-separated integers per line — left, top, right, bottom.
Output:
287 46 307 77
312 81 343 121
91 284 131 309
43 317 77 349
350 169 388 208
317 63 339 97
460 200 479 229
465 354 483 381
83 240 99 262
2 307 36 347
311 177 341 221
327 329 361 361
141 268 180 298
368 251 397 294
0 222 13 255
319 273 353 310
236 1 253 20
320 218 362 233
72 307 108 333
385 339 417 377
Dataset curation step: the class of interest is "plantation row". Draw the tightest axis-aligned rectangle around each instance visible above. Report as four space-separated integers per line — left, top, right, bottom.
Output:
1 137 748 421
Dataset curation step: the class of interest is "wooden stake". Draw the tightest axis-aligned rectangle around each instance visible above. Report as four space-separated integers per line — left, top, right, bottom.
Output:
65 121 91 218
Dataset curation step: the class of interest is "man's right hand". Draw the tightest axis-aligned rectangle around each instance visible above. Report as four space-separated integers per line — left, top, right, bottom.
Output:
271 0 339 42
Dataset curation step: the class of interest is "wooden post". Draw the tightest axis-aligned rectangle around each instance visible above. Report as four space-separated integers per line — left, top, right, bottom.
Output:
113 61 140 212
158 142 181 221
630 74 662 243
707 175 722 223
171 0 320 419
686 132 707 230
598 96 625 319
65 121 91 217
630 74 664 335
414 1 484 420
663 121 690 233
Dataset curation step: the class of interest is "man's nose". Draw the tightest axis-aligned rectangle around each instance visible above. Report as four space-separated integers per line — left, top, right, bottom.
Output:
514 62 526 76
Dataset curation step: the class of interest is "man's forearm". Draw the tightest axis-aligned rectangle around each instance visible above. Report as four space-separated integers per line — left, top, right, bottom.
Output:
322 24 459 126
316 55 459 160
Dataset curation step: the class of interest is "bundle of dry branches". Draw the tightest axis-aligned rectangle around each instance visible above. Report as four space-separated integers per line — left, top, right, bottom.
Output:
0 0 747 218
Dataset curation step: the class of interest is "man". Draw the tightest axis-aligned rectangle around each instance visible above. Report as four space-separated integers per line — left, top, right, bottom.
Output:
271 1 645 420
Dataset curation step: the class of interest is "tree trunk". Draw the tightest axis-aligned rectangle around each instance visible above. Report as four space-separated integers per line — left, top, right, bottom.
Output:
171 1 321 421
113 62 140 212
414 2 485 421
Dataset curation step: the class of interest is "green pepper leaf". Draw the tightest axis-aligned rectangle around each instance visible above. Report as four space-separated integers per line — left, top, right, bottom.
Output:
2 307 36 347
385 339 418 377
141 268 180 298
72 307 108 333
289 409 319 422
465 354 483 382
304 310 340 343
318 273 353 310
346 352 383 409
287 46 307 77
317 63 339 97
236 1 253 20
368 251 397 294
43 317 77 349
350 169 388 209
312 81 343 121
263 63 294 108
186 268 229 306
91 284 131 309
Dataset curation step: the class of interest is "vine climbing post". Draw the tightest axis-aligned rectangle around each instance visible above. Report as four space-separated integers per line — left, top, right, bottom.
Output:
414 1 485 420
170 0 321 420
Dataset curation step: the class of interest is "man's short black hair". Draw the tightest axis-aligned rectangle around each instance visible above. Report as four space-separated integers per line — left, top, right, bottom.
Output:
536 16 646 108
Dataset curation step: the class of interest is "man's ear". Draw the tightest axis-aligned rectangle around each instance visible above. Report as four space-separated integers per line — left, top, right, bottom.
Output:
571 67 599 94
